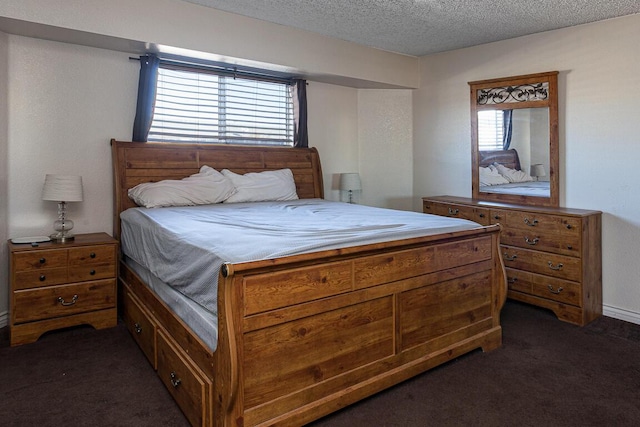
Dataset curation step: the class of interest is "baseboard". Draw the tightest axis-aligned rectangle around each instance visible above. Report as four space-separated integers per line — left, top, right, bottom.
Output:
0 310 7 328
603 304 640 325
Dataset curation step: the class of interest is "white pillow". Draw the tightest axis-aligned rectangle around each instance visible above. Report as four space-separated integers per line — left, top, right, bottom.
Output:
479 166 510 186
221 168 299 203
128 165 236 208
494 163 534 183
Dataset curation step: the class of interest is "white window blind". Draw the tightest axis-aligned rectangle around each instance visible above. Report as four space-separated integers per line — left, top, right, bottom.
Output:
477 110 503 151
149 65 294 146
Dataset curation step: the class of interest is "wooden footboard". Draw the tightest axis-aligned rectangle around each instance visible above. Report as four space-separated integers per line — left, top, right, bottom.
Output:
214 226 506 426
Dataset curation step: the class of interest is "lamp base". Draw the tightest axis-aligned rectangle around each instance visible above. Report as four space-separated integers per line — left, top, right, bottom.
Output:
50 232 75 243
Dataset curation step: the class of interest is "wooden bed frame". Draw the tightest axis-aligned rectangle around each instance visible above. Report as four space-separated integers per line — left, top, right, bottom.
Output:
111 139 507 427
479 149 521 171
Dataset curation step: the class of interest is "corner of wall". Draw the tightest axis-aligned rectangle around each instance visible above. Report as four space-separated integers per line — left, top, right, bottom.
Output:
0 30 10 321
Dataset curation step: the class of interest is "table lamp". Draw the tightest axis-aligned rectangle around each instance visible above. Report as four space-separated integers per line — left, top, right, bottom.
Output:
42 174 83 242
530 164 546 181
339 173 361 204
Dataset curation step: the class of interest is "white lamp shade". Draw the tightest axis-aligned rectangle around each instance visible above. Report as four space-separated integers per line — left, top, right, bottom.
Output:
42 174 84 202
529 164 546 178
339 173 361 192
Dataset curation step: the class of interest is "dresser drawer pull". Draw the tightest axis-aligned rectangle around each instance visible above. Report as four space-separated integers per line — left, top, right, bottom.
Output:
503 253 517 261
479 213 485 218
524 218 539 227
90 252 96 258
566 224 572 230
39 275 46 282
57 294 78 306
524 237 540 245
39 257 46 264
493 215 501 220
547 285 564 294
448 208 459 215
507 277 517 284
170 372 181 388
134 323 142 334
90 269 96 276
547 261 564 271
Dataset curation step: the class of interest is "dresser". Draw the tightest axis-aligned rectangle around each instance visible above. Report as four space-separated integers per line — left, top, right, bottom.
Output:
423 196 602 326
8 232 118 346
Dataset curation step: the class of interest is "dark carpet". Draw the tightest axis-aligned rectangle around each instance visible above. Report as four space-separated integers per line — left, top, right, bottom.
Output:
1 301 639 427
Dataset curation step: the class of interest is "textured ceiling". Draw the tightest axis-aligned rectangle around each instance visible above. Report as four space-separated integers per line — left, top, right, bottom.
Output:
180 0 640 56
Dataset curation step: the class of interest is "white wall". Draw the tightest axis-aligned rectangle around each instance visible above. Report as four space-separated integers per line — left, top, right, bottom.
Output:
414 14 640 322
0 31 8 324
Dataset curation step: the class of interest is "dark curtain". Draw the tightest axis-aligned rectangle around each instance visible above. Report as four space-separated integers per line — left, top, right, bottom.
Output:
293 79 308 148
502 109 513 150
132 55 160 142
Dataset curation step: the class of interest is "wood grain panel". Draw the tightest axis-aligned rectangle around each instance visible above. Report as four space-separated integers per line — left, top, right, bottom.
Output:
400 271 492 350
244 261 353 315
354 236 492 289
125 147 198 169
243 297 394 409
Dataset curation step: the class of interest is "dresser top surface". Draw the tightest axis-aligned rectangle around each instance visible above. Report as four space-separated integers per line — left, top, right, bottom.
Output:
423 195 602 217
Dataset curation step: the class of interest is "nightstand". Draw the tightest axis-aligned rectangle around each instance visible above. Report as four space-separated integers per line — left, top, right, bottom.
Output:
8 232 118 346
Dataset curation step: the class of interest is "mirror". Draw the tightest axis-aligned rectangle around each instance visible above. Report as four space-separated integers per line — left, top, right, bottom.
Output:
469 71 559 207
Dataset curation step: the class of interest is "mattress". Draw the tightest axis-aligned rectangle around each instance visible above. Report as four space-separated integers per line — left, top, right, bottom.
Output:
480 180 550 197
120 198 481 350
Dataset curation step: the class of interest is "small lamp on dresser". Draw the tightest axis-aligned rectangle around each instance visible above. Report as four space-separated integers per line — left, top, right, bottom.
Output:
42 174 83 242
339 173 361 204
530 164 546 181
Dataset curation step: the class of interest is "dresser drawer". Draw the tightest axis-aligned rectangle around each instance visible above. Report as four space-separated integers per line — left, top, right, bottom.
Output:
505 268 533 294
503 211 581 236
14 267 68 290
500 227 581 256
157 330 210 427
530 274 581 306
12 279 116 324
423 201 489 225
13 250 67 272
123 288 157 368
502 245 581 282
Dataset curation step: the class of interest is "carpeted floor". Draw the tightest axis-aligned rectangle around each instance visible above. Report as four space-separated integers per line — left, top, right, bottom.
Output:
1 300 639 426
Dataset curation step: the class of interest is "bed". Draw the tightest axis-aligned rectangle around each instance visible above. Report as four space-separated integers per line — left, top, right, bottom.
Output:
111 139 507 427
479 149 550 197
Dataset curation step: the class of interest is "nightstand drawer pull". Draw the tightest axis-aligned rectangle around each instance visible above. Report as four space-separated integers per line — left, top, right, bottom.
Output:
547 285 564 294
57 294 78 306
170 372 181 388
448 208 459 215
524 237 540 245
90 269 96 275
524 218 539 226
134 323 142 334
39 257 46 264
547 261 564 271
503 253 517 261
90 252 96 258
39 275 46 282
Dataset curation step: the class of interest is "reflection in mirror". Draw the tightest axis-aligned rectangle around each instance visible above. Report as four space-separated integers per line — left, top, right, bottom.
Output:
469 71 559 207
478 108 550 198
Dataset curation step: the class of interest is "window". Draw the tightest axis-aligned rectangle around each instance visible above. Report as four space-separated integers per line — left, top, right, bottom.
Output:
148 65 295 146
477 109 503 151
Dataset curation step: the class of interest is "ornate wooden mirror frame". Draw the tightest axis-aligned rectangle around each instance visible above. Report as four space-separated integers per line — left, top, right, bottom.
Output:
469 71 559 207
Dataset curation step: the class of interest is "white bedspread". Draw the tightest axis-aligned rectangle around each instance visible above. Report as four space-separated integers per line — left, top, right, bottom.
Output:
480 180 550 197
120 199 480 316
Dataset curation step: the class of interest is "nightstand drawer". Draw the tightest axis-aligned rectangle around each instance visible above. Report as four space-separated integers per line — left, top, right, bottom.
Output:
12 279 116 324
69 245 116 266
13 250 67 272
68 264 117 282
14 267 68 290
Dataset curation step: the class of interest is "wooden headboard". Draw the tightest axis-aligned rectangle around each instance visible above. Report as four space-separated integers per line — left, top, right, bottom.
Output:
111 139 324 239
479 149 521 171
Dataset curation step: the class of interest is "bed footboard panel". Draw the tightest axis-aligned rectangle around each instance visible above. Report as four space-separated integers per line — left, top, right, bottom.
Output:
216 227 505 427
